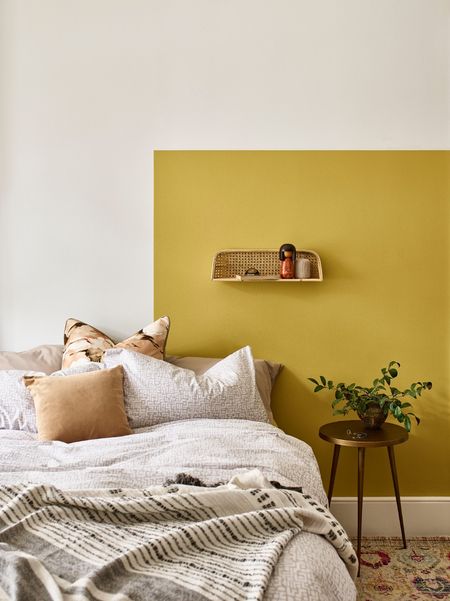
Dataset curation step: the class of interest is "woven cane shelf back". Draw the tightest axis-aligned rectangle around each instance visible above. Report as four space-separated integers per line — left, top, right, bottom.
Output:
211 249 323 282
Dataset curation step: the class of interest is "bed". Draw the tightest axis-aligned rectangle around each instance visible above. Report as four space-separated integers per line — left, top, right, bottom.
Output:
0 333 357 601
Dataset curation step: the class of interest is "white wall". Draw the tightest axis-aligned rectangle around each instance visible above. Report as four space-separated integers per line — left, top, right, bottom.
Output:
1 0 448 349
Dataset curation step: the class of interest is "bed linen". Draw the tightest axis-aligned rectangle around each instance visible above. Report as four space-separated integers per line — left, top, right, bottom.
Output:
0 419 357 601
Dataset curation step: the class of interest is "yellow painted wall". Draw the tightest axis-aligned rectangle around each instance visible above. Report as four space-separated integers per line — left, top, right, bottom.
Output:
154 151 449 497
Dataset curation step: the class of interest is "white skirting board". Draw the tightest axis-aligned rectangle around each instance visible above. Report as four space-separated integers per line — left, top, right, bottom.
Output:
330 497 450 537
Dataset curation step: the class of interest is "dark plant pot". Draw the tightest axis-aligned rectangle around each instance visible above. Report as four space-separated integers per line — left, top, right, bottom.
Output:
357 403 387 430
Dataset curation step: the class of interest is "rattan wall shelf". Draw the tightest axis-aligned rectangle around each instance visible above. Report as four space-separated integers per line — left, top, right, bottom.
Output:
211 249 323 282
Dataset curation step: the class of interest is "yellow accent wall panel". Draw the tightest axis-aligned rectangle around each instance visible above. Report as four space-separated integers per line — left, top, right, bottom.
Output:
154 151 449 497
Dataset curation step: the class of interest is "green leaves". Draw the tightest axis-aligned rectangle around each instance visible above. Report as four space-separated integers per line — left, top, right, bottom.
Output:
308 378 325 393
414 381 433 395
381 361 400 385
307 361 432 432
404 415 411 432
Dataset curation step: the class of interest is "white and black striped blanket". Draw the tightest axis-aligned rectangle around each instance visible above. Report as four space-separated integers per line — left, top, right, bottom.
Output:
0 470 357 601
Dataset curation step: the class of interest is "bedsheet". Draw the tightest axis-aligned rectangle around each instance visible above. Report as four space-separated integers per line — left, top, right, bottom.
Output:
0 419 356 601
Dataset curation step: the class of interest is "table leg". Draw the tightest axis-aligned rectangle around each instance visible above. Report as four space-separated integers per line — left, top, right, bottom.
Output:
327 445 340 506
357 447 365 577
388 445 407 548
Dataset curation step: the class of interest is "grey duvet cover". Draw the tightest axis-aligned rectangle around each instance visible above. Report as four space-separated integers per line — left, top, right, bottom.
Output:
0 419 356 601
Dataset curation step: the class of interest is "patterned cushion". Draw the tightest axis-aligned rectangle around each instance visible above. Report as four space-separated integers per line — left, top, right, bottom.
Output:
103 346 269 429
166 355 283 424
62 316 170 369
0 370 40 432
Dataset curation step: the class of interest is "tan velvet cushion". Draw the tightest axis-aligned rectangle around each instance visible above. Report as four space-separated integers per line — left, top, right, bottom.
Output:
24 365 132 443
62 316 170 369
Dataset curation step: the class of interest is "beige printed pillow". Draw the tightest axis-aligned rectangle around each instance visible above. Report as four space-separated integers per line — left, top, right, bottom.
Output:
62 316 170 369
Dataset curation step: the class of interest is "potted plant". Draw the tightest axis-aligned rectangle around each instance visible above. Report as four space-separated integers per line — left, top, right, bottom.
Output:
308 361 432 431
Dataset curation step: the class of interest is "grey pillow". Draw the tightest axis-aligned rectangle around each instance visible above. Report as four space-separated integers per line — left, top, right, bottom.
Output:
0 344 64 373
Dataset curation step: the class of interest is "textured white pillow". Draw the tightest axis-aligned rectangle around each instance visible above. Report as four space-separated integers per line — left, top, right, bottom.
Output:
0 363 102 432
0 344 64 373
103 346 269 429
166 355 282 424
0 370 40 431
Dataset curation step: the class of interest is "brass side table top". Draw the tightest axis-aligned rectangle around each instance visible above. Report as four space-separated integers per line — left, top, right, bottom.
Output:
319 420 409 576
319 420 408 448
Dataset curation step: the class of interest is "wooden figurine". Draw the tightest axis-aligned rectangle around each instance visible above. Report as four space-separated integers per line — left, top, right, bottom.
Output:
279 243 296 279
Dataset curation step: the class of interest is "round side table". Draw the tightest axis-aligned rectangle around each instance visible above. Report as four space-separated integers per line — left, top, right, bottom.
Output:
319 420 408 576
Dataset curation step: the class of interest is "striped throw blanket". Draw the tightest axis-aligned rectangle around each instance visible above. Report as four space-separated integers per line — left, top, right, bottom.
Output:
0 470 357 601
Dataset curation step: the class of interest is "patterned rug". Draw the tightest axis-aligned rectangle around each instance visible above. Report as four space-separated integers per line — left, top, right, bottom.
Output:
355 538 450 600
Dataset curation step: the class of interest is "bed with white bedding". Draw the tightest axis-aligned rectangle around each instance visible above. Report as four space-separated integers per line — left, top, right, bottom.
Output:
0 418 357 601
0 339 357 600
